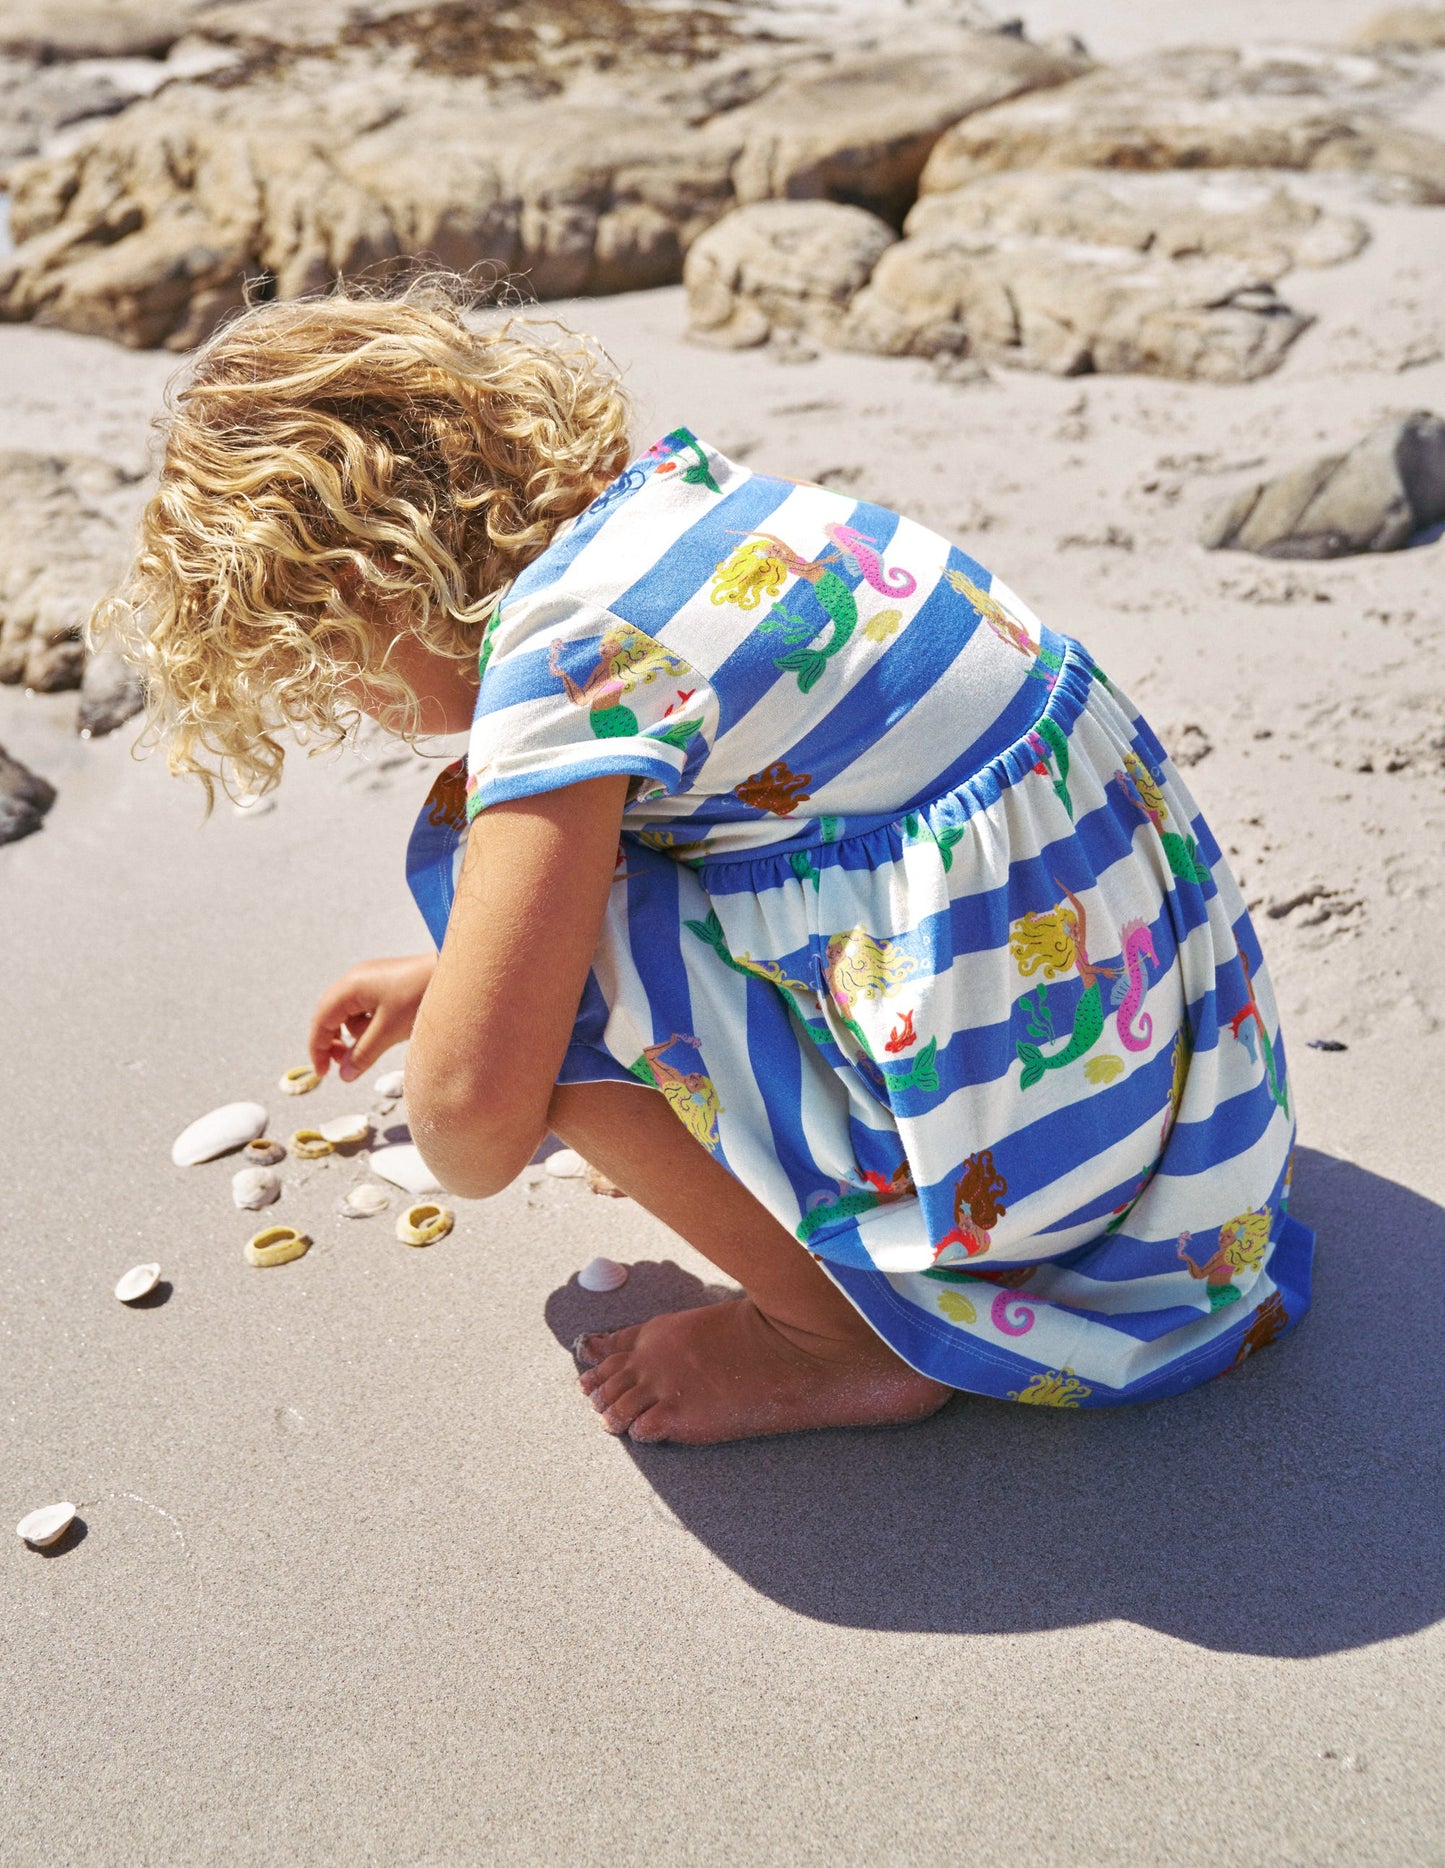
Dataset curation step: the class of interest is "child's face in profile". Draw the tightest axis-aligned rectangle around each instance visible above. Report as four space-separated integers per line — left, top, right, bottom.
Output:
343 624 479 737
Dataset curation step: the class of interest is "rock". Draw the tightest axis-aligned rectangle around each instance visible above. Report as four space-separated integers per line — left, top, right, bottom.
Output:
0 1 205 59
0 744 57 844
78 648 145 737
0 452 143 694
1349 7 1445 49
905 170 1369 271
728 37 1089 228
919 46 1445 204
1200 412 1445 557
685 201 898 350
841 236 1311 380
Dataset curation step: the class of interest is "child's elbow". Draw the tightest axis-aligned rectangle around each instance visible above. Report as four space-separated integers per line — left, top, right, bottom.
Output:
406 1079 538 1203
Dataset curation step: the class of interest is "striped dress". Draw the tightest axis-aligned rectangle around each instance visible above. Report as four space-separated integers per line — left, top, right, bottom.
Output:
406 426 1313 1409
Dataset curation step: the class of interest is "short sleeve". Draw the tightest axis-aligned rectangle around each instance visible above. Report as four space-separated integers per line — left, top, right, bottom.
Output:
464 592 715 823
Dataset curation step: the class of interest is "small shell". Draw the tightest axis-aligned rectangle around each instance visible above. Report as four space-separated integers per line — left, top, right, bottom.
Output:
396 1201 454 1246
586 1165 626 1198
279 1065 320 1096
545 1148 588 1179
578 1256 629 1293
370 1143 441 1196
171 1100 267 1167
114 1262 161 1303
243 1137 286 1167
17 1502 77 1548
245 1225 310 1267
340 1182 390 1219
232 1166 281 1210
318 1113 371 1146
288 1128 333 1160
374 1069 406 1100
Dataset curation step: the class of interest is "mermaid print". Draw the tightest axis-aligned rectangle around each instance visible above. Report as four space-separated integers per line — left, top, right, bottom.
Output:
551 622 693 741
1227 948 1290 1115
1178 1208 1271 1311
1010 886 1154 1088
1116 750 1212 886
631 1034 724 1152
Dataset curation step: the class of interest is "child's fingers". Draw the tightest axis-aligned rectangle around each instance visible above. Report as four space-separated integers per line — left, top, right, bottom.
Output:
337 1009 399 1082
308 982 376 1077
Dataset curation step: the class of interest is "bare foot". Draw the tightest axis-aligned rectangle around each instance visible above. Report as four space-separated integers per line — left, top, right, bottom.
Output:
576 1298 951 1445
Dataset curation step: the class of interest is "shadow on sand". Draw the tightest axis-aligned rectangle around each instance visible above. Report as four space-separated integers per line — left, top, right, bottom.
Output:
545 1149 1444 1657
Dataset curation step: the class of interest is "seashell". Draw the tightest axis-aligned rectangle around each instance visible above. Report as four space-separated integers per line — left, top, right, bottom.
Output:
369 1143 441 1196
114 1262 161 1303
340 1182 389 1219
586 1165 626 1198
318 1113 370 1146
232 1166 281 1210
288 1128 333 1160
578 1256 629 1293
243 1137 286 1167
374 1069 406 1100
279 1065 320 1096
545 1148 588 1179
17 1502 77 1548
396 1201 454 1246
171 1100 268 1167
245 1225 310 1268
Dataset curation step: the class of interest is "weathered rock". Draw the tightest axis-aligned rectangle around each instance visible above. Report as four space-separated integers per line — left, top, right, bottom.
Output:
0 0 205 59
79 648 145 737
0 744 56 844
1349 7 1445 49
905 170 1369 271
0 452 142 695
840 236 1311 380
1200 411 1445 556
685 200 897 350
919 46 1445 204
0 6 1069 348
727 37 1089 228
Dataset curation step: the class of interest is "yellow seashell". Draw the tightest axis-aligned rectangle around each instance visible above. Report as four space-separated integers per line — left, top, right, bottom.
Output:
288 1128 334 1160
1084 1053 1126 1085
245 1225 310 1267
396 1201 454 1247
279 1065 320 1095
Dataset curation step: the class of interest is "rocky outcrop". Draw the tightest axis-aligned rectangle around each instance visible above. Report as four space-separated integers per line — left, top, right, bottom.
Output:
0 452 143 706
919 46 1445 203
0 6 1073 349
1349 7 1445 49
685 201 897 350
0 744 57 845
1200 412 1445 556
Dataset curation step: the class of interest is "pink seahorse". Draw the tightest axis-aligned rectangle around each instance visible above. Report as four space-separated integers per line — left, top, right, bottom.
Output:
1112 919 1157 1053
991 1291 1036 1336
824 522 918 598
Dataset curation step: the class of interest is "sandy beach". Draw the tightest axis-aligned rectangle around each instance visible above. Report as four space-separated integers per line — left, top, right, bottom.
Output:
2 1 1444 1860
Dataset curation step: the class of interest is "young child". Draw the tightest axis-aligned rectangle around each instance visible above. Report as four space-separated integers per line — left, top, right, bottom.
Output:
106 281 1312 1444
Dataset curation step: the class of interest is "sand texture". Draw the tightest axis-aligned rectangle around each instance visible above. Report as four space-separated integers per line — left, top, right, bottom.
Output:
2 3 1445 1863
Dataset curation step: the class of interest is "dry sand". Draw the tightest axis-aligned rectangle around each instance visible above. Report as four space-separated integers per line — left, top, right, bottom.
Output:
3 4 1445 1861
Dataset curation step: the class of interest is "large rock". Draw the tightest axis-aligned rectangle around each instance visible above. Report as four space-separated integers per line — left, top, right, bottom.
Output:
0 744 57 845
919 46 1445 204
0 451 143 698
904 169 1369 271
727 37 1088 228
1200 411 1445 556
0 0 205 59
0 8 1073 349
685 200 897 350
1349 7 1445 49
840 236 1311 380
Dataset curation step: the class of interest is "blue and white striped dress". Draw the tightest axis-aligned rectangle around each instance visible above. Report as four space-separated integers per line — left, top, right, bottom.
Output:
407 427 1313 1409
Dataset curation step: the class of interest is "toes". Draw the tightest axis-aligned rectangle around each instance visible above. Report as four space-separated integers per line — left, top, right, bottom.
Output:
582 1358 638 1414
600 1381 653 1436
576 1325 641 1370
578 1351 628 1397
625 1403 676 1444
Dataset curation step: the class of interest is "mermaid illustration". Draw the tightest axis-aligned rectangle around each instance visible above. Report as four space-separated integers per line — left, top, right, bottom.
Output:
944 567 1062 683
551 622 698 746
932 1149 1009 1265
1116 750 1212 886
1010 886 1155 1089
1227 948 1290 1116
1178 1208 1272 1310
824 927 939 1092
631 1034 724 1153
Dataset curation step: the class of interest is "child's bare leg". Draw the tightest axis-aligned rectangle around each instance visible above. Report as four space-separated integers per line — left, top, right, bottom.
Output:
547 1080 950 1444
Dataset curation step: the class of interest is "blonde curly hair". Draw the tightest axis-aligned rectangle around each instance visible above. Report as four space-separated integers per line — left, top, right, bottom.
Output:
94 275 633 801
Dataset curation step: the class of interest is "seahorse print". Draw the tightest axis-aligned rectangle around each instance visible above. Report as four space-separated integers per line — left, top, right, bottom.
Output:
1226 948 1290 1116
550 623 692 739
824 522 917 598
1116 751 1212 886
1010 886 1107 1089
630 1034 724 1152
1110 919 1157 1052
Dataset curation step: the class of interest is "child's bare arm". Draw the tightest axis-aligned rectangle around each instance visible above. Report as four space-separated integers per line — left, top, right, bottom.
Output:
405 773 631 1199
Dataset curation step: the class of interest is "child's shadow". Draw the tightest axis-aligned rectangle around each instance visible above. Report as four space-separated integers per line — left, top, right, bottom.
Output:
544 1148 1444 1658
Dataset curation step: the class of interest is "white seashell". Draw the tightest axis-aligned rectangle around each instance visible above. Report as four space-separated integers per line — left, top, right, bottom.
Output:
17 1502 77 1547
243 1137 286 1167
340 1182 390 1218
318 1113 371 1145
279 1065 320 1096
374 1069 406 1100
171 1100 267 1167
395 1201 454 1246
545 1148 588 1179
114 1262 161 1303
232 1166 281 1210
578 1256 629 1293
369 1143 442 1196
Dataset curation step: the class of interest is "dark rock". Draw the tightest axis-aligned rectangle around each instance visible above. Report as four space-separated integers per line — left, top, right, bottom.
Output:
0 743 56 843
78 648 145 737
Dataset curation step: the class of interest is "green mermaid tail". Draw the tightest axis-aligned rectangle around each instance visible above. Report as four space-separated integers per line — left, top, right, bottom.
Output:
771 569 857 693
652 716 701 751
790 850 822 889
1034 716 1073 819
590 702 639 738
1016 982 1104 1090
886 1035 939 1093
1160 829 1211 885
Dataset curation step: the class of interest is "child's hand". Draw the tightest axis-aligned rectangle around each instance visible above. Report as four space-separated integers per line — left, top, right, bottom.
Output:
308 952 438 1083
